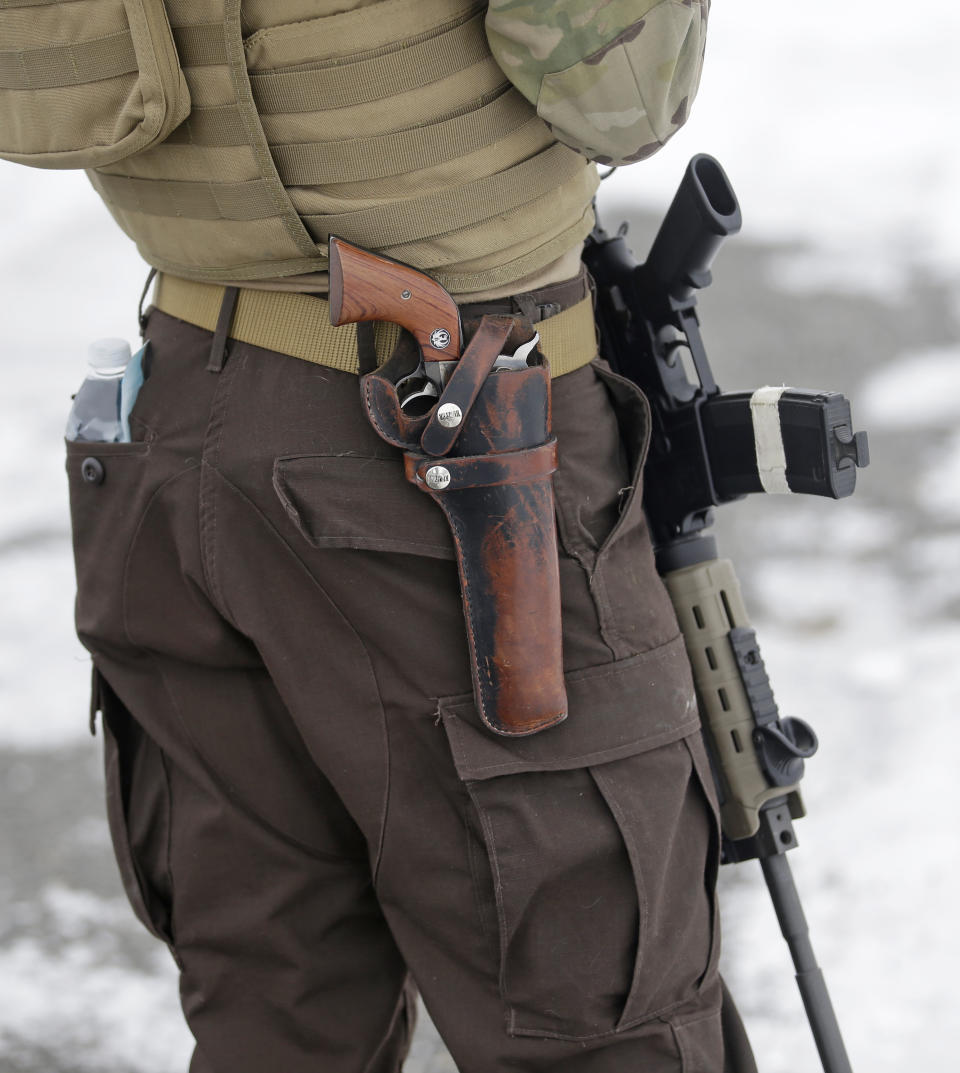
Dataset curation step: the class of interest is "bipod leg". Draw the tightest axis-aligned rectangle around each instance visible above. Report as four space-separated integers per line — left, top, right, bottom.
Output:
759 850 853 1073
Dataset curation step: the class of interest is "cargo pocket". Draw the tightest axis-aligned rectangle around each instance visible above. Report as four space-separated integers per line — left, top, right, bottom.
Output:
439 638 721 1040
0 0 190 169
95 667 179 961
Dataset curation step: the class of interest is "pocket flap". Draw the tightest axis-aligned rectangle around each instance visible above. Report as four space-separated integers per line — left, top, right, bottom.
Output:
273 452 455 559
440 634 700 780
0 0 190 169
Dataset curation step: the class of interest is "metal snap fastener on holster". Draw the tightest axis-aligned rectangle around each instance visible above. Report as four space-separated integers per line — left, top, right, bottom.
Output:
424 466 451 491
436 403 462 428
81 457 105 485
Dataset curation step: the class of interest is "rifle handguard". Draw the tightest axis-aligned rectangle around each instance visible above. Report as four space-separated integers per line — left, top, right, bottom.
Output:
661 555 808 841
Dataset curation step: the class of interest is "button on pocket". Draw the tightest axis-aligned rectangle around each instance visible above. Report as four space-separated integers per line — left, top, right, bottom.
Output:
438 639 719 1040
81 457 106 485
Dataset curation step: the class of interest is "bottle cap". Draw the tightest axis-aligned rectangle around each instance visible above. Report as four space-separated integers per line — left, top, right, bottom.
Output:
87 338 132 376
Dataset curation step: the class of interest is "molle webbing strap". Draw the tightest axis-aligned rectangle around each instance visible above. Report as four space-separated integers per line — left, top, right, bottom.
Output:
93 174 279 221
96 138 589 246
248 10 488 115
86 0 598 293
304 144 589 248
271 89 532 186
171 24 228 68
432 208 596 294
0 31 136 90
162 105 248 147
152 274 597 378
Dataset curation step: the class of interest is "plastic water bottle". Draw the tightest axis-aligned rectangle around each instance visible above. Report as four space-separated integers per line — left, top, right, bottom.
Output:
65 338 132 442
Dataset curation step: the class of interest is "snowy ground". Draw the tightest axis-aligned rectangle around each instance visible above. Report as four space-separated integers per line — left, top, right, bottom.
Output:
1 2 958 1070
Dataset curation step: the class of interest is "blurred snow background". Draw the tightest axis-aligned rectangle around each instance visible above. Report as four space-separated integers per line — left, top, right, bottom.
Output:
1 1 958 1070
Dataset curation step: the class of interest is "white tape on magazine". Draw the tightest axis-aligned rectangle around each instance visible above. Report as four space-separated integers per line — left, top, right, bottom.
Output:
750 385 792 494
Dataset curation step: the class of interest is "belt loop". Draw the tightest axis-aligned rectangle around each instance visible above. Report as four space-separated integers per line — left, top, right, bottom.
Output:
207 286 240 373
138 267 157 338
513 293 538 322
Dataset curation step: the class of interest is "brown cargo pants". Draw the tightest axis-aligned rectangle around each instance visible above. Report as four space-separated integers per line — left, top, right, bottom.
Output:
67 305 753 1072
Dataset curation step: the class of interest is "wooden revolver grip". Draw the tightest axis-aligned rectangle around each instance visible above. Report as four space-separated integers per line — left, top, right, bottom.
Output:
328 236 462 361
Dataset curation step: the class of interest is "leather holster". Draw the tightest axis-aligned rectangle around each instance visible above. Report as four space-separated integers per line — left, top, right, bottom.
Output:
360 315 567 736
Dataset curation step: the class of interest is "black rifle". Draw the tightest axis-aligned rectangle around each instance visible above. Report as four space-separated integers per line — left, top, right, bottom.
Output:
583 155 869 1073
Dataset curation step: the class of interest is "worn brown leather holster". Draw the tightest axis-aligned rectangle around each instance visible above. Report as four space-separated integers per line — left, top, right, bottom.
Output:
360 315 567 736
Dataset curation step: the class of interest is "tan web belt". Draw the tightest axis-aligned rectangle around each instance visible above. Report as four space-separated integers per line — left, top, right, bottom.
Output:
152 274 597 378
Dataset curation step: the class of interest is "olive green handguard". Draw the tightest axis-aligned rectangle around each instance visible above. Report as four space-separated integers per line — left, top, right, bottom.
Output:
662 557 806 842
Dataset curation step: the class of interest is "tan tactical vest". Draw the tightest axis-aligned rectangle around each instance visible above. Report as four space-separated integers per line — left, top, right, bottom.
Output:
0 0 599 295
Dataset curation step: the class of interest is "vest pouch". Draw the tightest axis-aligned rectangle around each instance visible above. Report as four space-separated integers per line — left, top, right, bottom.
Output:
0 0 189 169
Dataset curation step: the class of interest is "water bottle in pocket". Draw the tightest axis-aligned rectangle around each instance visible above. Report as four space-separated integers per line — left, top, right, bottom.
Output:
66 339 147 443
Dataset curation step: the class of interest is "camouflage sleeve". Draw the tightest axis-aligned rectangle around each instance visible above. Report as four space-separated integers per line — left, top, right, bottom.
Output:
485 0 710 165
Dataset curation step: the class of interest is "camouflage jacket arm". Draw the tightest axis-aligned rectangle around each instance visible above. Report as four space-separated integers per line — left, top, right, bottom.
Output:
485 0 709 165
